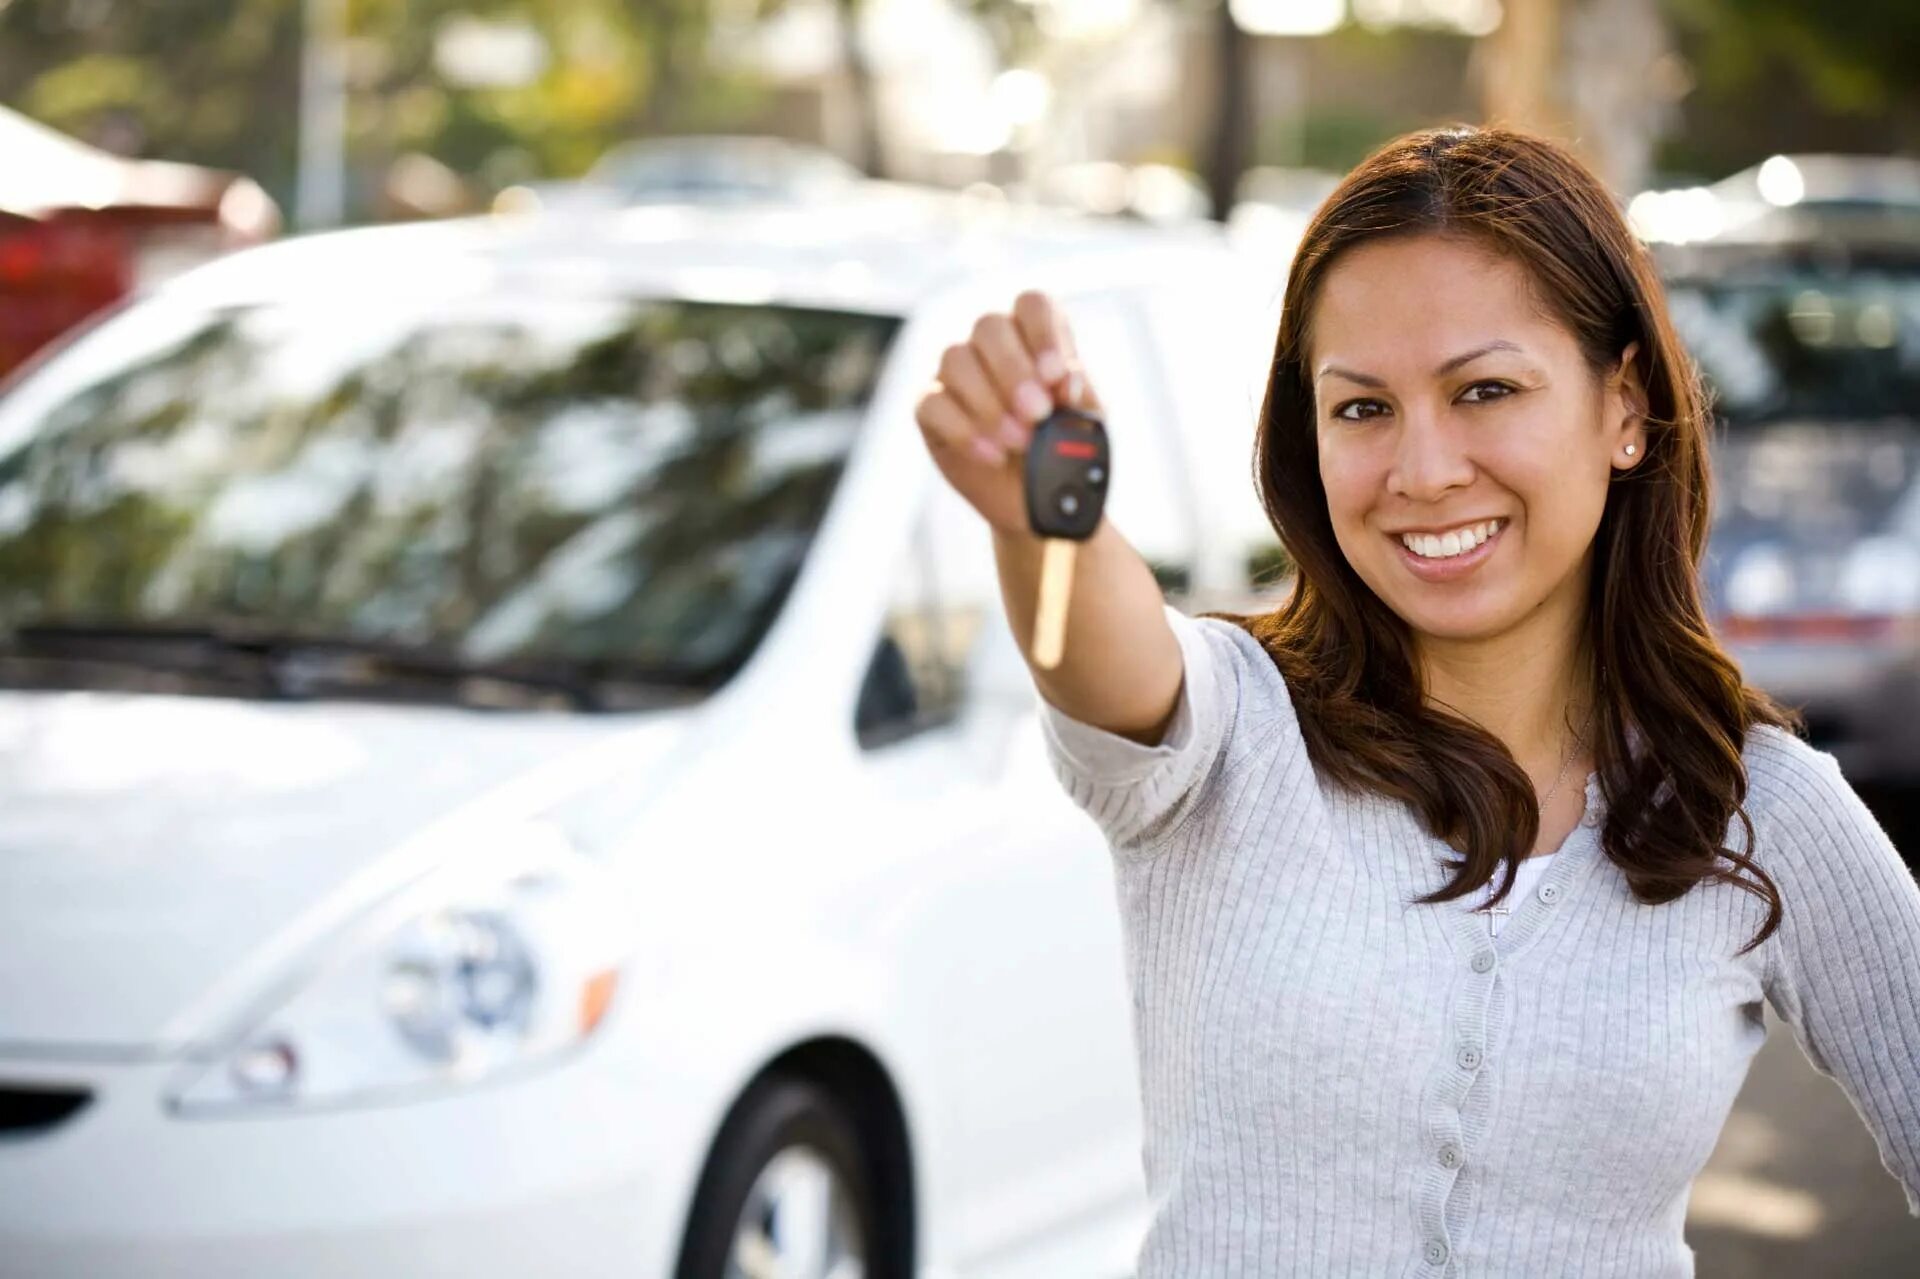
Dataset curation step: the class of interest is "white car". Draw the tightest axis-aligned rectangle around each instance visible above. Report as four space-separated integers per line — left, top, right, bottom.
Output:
0 191 1273 1277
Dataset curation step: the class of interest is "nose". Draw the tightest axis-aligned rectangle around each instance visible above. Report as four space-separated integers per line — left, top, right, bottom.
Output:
1387 407 1475 504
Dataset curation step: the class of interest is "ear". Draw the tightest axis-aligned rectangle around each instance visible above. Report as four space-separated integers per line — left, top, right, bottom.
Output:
1607 340 1647 467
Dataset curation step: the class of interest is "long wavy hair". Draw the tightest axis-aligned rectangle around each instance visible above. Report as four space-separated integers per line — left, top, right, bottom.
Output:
1212 124 1802 954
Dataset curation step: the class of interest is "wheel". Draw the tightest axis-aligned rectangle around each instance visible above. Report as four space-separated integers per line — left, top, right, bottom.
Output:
676 1074 885 1279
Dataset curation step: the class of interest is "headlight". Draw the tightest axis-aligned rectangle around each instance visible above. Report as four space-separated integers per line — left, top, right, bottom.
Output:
168 821 628 1115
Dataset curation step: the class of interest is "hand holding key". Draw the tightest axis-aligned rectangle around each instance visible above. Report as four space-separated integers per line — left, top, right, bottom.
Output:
912 290 1104 542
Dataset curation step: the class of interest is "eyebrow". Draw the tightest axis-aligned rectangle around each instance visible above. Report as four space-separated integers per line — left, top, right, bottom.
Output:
1315 339 1527 388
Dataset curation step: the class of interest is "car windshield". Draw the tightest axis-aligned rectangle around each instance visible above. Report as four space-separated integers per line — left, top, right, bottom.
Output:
0 292 900 701
1661 250 1920 427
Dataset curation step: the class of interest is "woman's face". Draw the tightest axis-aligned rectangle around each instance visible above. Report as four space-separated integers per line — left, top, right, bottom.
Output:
1309 232 1644 645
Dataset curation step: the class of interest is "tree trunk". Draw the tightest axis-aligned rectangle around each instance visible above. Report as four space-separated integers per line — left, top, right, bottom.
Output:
1204 0 1251 222
833 0 888 178
1481 0 1564 137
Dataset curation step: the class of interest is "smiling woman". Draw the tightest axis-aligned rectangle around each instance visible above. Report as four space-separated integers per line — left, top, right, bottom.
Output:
1242 128 1803 916
1016 123 1920 1278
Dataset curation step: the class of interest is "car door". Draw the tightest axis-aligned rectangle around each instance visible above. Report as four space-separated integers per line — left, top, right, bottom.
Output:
934 285 1202 1274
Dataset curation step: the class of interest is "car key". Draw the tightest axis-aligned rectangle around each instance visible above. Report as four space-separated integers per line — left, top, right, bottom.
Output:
1024 406 1110 669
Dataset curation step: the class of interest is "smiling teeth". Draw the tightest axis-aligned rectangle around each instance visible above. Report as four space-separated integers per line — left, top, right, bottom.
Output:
1401 518 1505 559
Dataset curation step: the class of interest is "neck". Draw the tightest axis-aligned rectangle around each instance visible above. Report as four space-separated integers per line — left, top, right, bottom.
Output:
1415 593 1595 778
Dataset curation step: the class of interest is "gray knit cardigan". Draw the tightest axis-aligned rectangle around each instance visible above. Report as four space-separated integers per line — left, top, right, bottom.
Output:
1038 603 1920 1278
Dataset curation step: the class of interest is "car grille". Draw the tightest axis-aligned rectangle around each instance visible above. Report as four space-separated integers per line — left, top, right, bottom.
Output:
0 1084 93 1138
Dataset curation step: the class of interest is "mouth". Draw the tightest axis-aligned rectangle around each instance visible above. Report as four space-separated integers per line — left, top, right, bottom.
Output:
1390 517 1508 582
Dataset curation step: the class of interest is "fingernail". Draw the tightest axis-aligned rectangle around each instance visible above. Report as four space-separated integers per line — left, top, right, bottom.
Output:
1067 372 1084 404
1036 350 1066 383
1016 381 1050 421
998 414 1026 449
970 436 1007 466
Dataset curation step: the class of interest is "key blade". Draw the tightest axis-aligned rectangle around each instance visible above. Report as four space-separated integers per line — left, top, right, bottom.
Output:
1032 537 1078 669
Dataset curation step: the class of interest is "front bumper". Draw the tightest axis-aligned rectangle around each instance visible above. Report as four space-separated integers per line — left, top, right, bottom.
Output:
1729 636 1920 786
0 1045 684 1279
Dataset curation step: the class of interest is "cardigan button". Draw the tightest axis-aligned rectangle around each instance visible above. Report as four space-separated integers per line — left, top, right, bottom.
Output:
1538 882 1561 905
1457 1044 1483 1071
1470 951 1496 974
1425 1238 1450 1265
1438 1142 1462 1169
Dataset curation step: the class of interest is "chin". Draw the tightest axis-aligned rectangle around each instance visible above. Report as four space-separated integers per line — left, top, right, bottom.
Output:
1399 609 1513 642
1373 578 1523 643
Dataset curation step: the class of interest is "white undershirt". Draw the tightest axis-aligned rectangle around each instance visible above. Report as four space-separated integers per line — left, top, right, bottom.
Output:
1464 853 1560 936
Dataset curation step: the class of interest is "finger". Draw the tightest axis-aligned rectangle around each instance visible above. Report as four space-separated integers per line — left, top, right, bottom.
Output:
972 313 1050 439
917 386 1006 467
937 343 1012 433
1012 289 1079 391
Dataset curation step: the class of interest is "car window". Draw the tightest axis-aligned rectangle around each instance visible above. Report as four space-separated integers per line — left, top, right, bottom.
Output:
1051 290 1199 596
0 294 901 691
857 505 968 749
1662 255 1920 428
1135 275 1285 598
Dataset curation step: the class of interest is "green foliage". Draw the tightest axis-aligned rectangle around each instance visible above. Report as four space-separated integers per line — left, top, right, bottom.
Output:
1 0 305 200
0 0 780 223
1665 0 1920 116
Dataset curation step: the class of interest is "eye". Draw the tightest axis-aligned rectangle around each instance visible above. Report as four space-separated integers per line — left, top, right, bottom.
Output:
1459 379 1517 405
1332 398 1389 422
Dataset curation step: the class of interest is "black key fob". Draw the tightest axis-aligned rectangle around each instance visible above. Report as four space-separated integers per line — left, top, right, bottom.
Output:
1024 407 1109 541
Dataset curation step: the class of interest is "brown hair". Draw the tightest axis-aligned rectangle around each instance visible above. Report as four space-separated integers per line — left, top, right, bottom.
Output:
1213 124 1802 953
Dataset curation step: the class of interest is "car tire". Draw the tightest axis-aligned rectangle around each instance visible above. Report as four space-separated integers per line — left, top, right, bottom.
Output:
675 1073 889 1279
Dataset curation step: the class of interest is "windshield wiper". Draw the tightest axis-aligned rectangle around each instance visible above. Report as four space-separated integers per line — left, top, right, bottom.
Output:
0 622 707 711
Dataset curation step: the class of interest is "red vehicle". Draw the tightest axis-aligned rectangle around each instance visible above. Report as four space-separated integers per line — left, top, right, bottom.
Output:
0 106 280 381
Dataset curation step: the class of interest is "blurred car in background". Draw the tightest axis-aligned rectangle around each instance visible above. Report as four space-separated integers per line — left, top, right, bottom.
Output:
1647 171 1920 788
501 134 867 216
1027 161 1212 225
0 187 1270 1278
0 104 279 381
1225 164 1345 284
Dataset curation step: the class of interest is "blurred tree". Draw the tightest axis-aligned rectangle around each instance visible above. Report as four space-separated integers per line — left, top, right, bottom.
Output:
0 0 306 198
0 0 778 225
1666 0 1920 117
1205 0 1252 221
1660 0 1920 168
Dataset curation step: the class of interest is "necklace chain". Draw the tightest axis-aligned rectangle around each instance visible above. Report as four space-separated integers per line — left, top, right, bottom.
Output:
1478 699 1599 934
1537 700 1597 813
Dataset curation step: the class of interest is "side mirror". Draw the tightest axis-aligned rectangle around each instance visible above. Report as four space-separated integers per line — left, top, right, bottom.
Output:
855 634 921 748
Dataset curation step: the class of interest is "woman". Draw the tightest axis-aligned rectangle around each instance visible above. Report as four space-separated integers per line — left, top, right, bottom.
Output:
914 125 1920 1276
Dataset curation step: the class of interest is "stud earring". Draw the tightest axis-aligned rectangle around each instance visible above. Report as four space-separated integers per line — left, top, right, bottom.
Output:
1624 444 1637 457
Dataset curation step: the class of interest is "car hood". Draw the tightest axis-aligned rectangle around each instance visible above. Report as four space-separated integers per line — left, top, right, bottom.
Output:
0 689 693 1052
1705 420 1920 609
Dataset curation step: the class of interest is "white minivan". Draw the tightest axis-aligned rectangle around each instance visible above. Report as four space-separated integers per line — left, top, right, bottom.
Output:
0 185 1277 1278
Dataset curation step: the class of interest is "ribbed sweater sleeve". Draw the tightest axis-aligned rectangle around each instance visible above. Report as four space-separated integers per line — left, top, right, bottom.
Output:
1751 738 1920 1217
1034 602 1251 855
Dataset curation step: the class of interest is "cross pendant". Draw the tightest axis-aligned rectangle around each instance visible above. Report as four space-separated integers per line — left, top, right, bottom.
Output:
1480 903 1512 936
